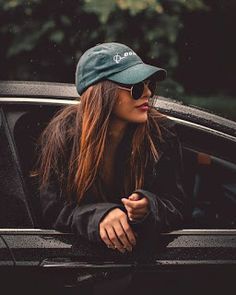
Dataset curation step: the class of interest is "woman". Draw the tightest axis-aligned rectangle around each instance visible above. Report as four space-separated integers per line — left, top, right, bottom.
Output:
38 42 190 255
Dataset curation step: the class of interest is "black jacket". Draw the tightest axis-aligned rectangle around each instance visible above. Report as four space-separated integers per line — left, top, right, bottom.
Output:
40 117 190 248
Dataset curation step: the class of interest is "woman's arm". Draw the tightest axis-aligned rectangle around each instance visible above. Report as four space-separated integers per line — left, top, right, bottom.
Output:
40 180 124 243
40 179 137 252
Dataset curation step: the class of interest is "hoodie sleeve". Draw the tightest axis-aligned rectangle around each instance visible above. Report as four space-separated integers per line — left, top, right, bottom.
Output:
132 127 191 232
39 179 124 243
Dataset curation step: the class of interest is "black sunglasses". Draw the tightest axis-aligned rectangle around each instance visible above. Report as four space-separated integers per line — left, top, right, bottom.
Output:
117 79 157 100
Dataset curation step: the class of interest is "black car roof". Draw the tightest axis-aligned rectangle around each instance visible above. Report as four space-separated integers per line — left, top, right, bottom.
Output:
0 81 78 99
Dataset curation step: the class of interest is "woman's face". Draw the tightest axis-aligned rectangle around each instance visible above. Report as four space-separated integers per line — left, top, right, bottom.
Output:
112 81 152 125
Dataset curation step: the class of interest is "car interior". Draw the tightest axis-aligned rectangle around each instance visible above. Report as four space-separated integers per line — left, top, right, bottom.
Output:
1 103 236 229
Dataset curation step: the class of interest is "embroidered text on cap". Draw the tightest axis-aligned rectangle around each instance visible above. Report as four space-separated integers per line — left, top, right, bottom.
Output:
113 51 137 64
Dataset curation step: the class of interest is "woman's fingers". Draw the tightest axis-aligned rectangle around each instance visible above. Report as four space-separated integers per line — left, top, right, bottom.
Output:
112 222 133 252
122 196 150 222
127 207 147 214
122 197 148 210
99 208 136 253
100 225 124 253
105 225 126 253
126 206 149 221
128 193 141 201
126 207 149 220
128 211 148 221
99 227 115 249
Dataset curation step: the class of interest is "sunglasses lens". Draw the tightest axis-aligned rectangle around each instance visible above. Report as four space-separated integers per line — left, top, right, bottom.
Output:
119 80 157 100
132 82 144 100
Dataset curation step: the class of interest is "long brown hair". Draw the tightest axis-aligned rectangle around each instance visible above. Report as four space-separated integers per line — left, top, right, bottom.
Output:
37 80 166 204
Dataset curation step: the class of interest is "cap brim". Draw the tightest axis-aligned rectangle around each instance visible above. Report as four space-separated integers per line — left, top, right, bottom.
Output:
107 63 167 84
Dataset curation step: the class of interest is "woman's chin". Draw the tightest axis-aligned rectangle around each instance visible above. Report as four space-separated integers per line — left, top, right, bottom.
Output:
135 114 148 123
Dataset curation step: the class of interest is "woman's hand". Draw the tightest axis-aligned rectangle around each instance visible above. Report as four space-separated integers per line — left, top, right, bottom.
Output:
121 193 150 221
99 208 136 253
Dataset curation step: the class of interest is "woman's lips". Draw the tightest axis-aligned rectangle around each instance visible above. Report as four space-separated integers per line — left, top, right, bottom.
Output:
136 103 149 111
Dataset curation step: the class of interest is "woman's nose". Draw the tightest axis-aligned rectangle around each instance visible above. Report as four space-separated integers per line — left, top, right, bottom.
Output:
143 83 152 98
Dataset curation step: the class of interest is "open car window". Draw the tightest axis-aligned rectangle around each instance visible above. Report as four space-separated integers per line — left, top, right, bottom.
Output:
1 99 235 230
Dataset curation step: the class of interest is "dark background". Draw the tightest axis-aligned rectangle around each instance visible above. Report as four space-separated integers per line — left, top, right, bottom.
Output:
0 0 235 119
176 1 235 96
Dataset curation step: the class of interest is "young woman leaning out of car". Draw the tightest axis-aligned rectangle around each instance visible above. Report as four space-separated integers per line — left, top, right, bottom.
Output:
37 42 190 255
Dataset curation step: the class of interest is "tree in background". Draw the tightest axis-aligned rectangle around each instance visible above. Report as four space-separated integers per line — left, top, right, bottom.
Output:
0 0 207 99
1 0 236 120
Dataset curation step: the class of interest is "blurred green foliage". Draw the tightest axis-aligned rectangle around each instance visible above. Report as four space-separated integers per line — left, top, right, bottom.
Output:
0 0 207 87
84 0 206 22
0 0 235 120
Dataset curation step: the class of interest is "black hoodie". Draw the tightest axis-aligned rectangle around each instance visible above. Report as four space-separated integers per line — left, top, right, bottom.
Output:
39 117 190 252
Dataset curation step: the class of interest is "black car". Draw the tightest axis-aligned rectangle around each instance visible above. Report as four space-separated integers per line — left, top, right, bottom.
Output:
0 81 236 295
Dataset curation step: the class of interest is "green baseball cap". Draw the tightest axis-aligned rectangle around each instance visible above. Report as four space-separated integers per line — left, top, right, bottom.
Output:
75 42 167 95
